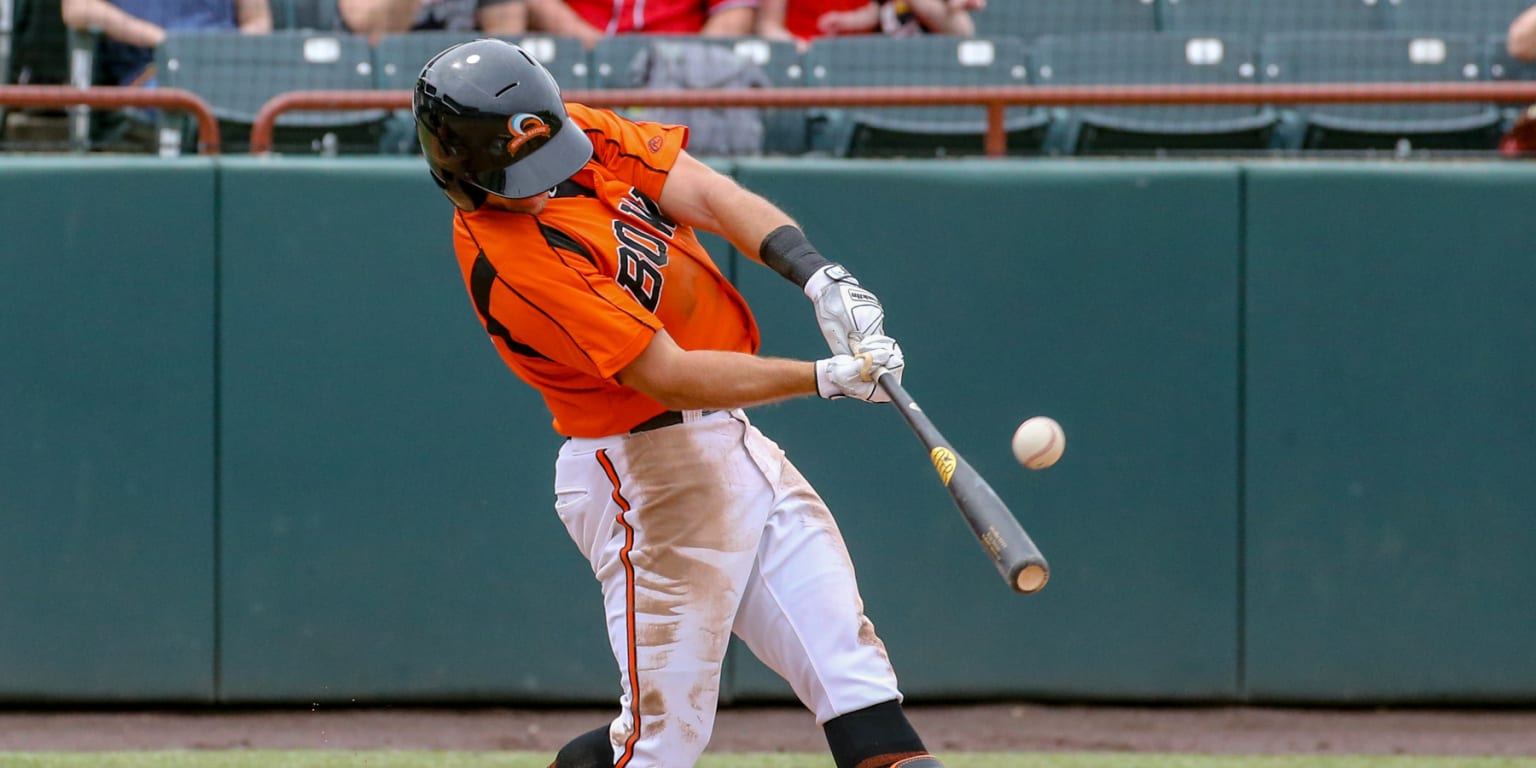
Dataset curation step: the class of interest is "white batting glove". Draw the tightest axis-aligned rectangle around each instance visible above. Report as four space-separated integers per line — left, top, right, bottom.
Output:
815 334 905 402
805 264 888 357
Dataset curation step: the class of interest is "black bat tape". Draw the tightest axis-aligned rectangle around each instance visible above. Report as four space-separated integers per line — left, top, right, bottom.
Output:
875 373 1050 595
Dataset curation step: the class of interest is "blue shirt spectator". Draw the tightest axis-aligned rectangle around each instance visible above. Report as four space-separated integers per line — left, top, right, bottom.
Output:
61 0 273 85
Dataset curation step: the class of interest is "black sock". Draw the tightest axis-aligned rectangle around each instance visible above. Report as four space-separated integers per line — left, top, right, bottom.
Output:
549 725 614 768
823 699 930 768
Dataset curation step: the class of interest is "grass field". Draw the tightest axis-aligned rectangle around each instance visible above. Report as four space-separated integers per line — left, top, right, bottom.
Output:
2 754 1536 768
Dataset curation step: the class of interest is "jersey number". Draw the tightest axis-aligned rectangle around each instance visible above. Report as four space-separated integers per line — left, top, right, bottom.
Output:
613 220 669 312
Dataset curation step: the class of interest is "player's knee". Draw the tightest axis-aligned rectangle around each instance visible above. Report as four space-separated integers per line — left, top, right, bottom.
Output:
823 699 938 768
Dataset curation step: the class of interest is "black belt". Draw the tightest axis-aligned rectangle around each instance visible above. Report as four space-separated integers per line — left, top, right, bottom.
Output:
629 409 715 434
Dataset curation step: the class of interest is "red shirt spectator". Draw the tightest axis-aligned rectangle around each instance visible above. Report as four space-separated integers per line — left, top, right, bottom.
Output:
527 0 757 47
758 0 980 48
781 0 865 40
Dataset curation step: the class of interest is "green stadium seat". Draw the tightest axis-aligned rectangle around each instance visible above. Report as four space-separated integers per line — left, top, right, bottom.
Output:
1260 32 1504 151
1033 32 1277 154
973 0 1158 39
374 32 588 154
270 0 342 31
802 35 1047 158
155 30 385 154
1387 0 1532 37
588 35 805 155
1160 0 1385 34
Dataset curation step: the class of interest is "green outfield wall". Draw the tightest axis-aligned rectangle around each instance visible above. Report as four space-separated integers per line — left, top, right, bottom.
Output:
0 157 1531 705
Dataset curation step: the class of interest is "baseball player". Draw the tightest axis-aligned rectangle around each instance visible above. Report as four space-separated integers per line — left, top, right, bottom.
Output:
413 39 941 768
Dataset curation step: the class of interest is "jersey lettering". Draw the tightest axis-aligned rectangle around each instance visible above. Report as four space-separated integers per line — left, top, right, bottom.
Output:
618 189 677 238
614 220 667 312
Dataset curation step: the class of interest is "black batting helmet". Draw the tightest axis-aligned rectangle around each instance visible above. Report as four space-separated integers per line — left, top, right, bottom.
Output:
413 39 593 211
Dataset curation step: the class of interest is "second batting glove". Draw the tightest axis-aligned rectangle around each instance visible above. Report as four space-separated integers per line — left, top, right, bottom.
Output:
805 264 888 357
815 334 905 403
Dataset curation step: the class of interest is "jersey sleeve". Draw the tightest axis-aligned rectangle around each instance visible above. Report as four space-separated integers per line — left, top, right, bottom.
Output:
456 213 662 381
566 103 689 204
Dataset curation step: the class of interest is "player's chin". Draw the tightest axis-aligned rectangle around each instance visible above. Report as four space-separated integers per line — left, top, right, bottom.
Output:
494 194 549 215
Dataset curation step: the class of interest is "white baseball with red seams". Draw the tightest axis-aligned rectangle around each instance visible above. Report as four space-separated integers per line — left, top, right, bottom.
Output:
1012 417 1066 470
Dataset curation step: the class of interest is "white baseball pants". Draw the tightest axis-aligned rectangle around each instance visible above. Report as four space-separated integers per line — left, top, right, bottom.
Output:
554 408 903 768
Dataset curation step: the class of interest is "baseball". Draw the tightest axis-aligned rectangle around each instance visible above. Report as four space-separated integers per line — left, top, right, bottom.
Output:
1012 416 1065 470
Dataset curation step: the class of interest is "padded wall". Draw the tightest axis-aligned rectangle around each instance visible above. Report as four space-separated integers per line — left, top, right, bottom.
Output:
0 159 217 702
724 160 1243 701
215 159 615 702
1243 163 1536 702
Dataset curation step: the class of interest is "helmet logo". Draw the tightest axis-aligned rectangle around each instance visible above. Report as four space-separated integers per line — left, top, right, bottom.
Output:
507 112 552 154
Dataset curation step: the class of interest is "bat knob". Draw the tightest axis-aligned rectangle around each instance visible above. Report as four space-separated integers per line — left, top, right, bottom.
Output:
1014 564 1049 594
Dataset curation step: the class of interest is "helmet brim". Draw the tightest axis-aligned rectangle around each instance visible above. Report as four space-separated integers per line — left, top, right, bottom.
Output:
471 121 594 200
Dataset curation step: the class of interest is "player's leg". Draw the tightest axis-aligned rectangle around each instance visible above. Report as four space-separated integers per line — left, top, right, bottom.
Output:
727 418 942 768
552 413 772 768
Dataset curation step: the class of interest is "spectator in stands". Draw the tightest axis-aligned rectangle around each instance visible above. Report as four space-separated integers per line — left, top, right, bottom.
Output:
524 0 757 49
60 0 272 87
337 0 527 44
1509 2 1536 60
758 0 982 48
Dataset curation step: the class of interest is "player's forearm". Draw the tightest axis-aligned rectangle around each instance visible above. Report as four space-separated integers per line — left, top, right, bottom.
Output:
706 180 800 267
1511 5 1536 60
626 350 816 410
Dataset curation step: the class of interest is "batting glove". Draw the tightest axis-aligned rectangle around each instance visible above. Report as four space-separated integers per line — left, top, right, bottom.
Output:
805 264 888 357
815 334 904 402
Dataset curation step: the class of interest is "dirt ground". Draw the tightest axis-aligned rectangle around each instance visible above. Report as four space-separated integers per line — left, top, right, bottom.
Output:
3 705 1536 756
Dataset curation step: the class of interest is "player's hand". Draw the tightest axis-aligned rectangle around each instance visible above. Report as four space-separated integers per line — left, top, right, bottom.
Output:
805 264 888 357
815 334 904 402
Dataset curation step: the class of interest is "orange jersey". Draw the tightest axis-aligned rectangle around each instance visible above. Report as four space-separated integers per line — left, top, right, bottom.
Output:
451 103 760 438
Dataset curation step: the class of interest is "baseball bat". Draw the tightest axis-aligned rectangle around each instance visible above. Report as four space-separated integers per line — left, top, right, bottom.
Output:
877 373 1050 595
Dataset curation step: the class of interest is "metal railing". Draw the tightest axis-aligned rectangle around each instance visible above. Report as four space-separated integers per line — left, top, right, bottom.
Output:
6 82 1536 158
0 85 222 153
248 82 1536 156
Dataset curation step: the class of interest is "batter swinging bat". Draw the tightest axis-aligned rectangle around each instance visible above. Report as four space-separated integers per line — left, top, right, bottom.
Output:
877 373 1050 595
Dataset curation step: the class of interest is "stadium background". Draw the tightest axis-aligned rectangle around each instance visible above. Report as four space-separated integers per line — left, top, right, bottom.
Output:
2 0 1535 737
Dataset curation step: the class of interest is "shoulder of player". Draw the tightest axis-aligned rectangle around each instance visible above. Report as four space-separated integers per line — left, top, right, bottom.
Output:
564 102 618 134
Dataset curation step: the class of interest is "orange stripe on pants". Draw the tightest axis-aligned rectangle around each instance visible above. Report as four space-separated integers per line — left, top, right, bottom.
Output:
597 448 642 767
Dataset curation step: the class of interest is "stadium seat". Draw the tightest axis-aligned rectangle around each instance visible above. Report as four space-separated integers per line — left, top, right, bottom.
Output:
972 0 1158 39
588 35 804 155
1387 0 1532 37
155 30 385 154
1033 32 1277 154
1260 32 1504 151
1160 0 1385 34
374 32 588 153
802 36 1047 158
270 0 342 30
